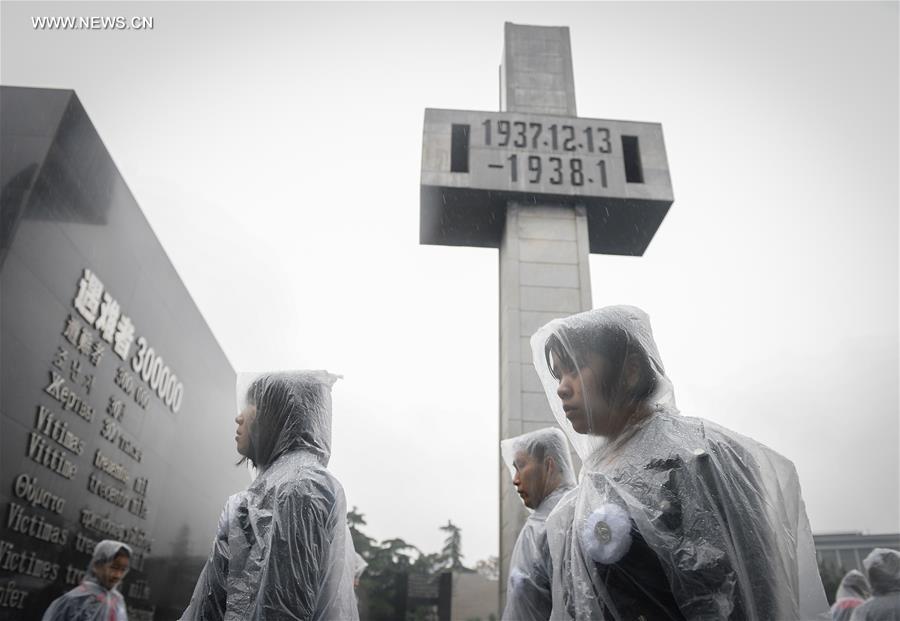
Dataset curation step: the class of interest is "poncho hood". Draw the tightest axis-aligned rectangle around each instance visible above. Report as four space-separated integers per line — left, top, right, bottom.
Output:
238 370 339 469
530 305 676 463
865 548 900 595
835 569 871 601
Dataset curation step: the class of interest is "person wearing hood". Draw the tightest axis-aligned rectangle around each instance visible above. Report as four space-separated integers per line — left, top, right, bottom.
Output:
530 305 828 620
831 569 871 621
42 540 131 620
500 427 577 621
851 548 900 621
180 370 359 621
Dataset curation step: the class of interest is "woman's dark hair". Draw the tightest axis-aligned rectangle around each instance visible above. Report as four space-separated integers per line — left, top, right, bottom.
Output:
544 325 657 408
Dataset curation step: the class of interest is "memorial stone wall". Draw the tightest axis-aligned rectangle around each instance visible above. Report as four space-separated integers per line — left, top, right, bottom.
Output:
0 86 248 620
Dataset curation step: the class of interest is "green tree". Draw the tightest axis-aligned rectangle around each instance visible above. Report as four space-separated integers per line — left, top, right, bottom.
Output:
347 511 481 620
381 538 420 566
348 510 424 621
439 520 470 572
474 556 499 581
413 551 444 575
348 506 376 557
818 556 846 606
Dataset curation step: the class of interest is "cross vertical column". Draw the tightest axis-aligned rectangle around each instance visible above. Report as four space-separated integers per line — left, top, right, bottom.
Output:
497 22 593 608
420 19 674 613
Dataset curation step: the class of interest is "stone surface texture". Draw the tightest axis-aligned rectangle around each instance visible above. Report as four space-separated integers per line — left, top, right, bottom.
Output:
497 24 592 608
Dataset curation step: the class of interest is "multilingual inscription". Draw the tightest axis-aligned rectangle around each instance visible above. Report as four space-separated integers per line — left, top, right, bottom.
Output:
72 270 134 360
6 502 69 545
63 565 86 586
85 474 147 518
93 449 129 484
73 269 184 413
43 371 95 422
118 434 143 463
12 474 66 514
100 416 143 462
133 478 148 497
61 314 106 367
0 581 28 610
87 474 130 509
34 405 85 455
114 366 150 410
107 396 126 421
26 432 78 479
78 508 151 550
131 337 184 412
73 532 98 555
0 540 59 581
127 496 148 520
1 267 169 615
52 340 96 395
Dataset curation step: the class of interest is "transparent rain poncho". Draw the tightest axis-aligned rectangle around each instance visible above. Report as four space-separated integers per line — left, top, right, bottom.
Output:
501 427 577 621
42 540 131 621
836 570 872 602
530 305 828 620
850 548 900 621
831 570 870 621
180 371 359 621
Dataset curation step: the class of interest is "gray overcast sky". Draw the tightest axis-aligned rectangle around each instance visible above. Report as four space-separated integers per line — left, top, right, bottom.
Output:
2 1 898 563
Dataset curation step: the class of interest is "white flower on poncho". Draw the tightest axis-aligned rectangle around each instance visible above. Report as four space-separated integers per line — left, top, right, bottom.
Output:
580 502 632 565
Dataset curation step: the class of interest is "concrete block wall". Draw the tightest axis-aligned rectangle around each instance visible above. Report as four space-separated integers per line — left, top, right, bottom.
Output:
498 203 592 603
496 23 591 609
500 23 577 117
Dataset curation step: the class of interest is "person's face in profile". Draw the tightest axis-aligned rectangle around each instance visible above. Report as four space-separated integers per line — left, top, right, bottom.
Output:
512 450 550 509
552 350 613 436
94 552 129 589
235 404 257 457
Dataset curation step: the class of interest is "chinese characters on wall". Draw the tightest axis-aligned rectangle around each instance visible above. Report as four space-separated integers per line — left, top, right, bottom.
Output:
1 268 187 619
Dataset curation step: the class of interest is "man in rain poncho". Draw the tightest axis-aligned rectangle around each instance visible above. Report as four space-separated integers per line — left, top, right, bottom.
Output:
501 427 577 621
530 305 828 620
180 371 359 621
42 540 131 620
831 569 871 621
851 548 900 621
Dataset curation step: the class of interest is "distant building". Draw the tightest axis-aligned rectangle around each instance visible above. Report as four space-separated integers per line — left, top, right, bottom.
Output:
398 571 497 621
814 532 900 572
448 572 497 621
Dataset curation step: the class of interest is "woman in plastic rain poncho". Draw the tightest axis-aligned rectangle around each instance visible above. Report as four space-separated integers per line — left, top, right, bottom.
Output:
850 548 900 621
42 540 131 620
830 569 870 621
180 371 359 621
530 305 828 620
500 427 577 621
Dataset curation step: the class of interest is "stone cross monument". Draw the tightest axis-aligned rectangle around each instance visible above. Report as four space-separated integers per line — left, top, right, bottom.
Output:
419 22 674 607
